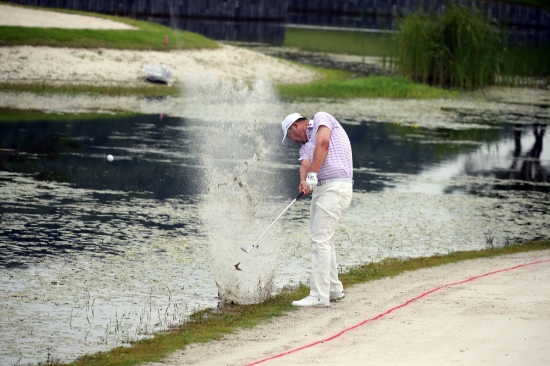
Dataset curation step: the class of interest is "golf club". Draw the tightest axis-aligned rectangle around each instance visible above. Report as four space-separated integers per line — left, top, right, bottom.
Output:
240 191 305 253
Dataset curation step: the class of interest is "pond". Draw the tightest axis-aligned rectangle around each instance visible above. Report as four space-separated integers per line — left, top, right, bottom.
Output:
1 96 549 364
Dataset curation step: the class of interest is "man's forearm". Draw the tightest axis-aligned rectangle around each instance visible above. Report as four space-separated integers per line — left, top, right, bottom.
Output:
300 159 311 181
310 144 328 173
309 125 330 173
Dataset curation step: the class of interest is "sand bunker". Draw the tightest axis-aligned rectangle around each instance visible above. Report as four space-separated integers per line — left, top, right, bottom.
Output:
0 45 318 86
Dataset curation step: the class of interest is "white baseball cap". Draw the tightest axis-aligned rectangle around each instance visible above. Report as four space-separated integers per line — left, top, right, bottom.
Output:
281 113 305 145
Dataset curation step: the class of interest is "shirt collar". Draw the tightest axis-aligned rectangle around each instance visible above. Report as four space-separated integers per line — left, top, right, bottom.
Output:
306 120 314 140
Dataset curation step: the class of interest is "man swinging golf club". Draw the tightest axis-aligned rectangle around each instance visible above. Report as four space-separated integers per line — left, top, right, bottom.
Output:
282 112 353 307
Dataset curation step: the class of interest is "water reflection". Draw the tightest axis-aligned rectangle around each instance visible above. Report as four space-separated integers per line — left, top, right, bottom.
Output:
385 122 549 195
0 123 81 183
452 123 548 194
506 123 547 185
0 114 202 197
0 114 205 268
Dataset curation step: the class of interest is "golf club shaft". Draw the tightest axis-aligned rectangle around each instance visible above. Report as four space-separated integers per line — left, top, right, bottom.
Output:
242 191 304 252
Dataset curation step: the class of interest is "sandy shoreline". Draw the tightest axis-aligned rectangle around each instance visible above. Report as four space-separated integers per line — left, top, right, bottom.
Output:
143 250 550 366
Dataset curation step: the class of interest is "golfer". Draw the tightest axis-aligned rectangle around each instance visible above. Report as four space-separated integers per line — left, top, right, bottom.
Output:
281 112 353 307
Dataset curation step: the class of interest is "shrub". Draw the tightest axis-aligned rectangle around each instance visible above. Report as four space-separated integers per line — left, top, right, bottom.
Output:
396 4 504 89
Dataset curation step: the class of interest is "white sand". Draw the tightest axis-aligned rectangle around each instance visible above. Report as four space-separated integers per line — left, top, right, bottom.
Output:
144 250 550 366
0 45 318 86
0 4 137 29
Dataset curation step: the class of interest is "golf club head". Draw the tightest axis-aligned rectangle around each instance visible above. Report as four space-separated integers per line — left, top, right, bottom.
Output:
240 245 252 253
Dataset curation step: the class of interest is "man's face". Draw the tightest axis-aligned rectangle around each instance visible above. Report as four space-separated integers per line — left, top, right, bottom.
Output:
287 123 298 142
287 122 307 144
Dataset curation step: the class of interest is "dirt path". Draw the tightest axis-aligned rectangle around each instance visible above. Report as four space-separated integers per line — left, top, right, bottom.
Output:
144 250 550 365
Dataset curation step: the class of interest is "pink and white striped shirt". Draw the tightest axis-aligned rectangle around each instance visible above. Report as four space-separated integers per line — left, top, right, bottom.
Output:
299 112 353 180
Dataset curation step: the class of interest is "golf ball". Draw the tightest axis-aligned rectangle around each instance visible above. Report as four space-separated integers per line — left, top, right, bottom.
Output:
107 154 114 162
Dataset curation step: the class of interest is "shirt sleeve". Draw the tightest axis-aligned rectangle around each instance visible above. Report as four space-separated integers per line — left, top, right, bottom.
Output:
299 143 314 161
315 112 334 132
299 113 334 161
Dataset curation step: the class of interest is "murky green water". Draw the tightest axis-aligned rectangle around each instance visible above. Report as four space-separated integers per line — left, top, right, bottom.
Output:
1 109 549 364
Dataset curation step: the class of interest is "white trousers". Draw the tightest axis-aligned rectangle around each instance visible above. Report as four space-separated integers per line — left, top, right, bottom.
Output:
309 181 353 301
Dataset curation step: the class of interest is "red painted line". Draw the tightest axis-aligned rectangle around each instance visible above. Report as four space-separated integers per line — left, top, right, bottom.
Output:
246 259 550 366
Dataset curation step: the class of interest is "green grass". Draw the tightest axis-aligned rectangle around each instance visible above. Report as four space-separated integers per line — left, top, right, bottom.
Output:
0 3 217 50
50 239 549 366
0 107 136 123
284 28 395 57
278 75 458 100
500 45 550 84
0 82 181 97
301 63 352 82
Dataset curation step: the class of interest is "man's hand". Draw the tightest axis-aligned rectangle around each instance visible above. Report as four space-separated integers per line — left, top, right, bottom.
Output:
306 172 318 191
299 180 310 195
299 159 312 195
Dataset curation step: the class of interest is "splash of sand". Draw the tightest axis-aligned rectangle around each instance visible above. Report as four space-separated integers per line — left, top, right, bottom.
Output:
183 73 288 304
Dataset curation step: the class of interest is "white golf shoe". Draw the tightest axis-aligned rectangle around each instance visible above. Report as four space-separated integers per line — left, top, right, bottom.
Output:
330 291 345 302
292 295 330 307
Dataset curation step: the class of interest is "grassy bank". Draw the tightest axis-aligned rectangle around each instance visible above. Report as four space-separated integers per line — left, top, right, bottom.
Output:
0 75 458 101
279 74 458 100
0 3 217 50
0 108 136 123
0 82 180 97
51 240 550 366
0 66 456 100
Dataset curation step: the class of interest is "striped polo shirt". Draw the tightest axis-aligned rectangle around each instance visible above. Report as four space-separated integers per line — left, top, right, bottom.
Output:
299 112 353 180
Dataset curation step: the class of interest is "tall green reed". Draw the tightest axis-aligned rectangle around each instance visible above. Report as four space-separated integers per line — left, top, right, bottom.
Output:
499 45 550 87
396 4 504 89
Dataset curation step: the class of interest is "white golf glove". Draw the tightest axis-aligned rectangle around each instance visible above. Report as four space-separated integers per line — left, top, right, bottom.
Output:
306 172 318 191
